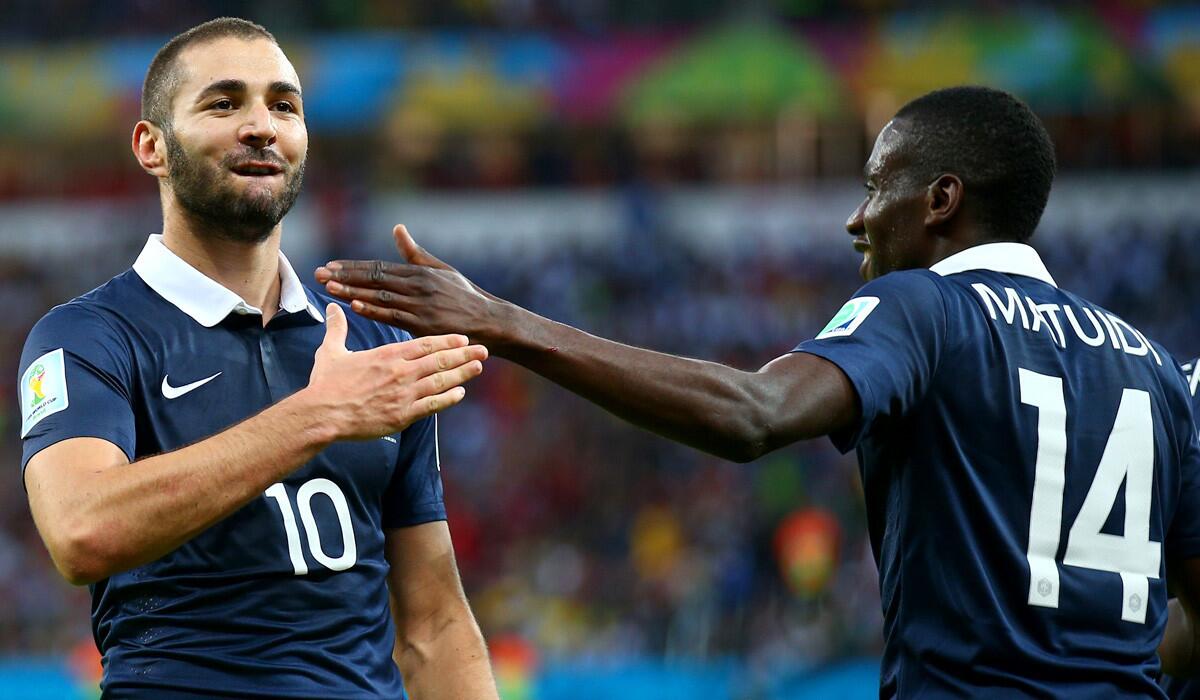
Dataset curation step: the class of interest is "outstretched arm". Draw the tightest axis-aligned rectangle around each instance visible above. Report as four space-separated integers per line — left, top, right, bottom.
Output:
316 227 858 462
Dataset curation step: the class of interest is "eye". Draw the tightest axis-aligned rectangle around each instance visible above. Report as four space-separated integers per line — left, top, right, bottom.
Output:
211 98 234 111
272 101 296 113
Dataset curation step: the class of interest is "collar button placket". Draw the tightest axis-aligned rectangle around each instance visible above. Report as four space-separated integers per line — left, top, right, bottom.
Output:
256 327 292 404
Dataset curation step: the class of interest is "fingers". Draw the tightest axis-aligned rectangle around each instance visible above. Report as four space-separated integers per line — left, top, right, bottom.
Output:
345 299 421 330
412 358 485 397
316 259 412 284
407 344 489 378
389 333 474 362
412 386 468 419
393 224 453 271
394 224 420 263
322 279 408 307
313 224 455 287
320 303 348 353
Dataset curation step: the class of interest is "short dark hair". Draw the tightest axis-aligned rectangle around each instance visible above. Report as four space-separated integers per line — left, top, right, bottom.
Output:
141 17 277 129
894 86 1056 243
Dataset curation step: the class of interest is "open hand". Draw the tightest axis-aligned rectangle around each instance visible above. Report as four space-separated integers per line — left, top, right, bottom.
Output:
307 303 487 439
315 225 505 344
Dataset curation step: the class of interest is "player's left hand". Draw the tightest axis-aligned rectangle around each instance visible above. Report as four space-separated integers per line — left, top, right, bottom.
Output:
316 225 506 344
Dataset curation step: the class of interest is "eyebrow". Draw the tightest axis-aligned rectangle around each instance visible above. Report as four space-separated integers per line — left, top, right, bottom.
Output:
270 81 302 98
194 79 302 103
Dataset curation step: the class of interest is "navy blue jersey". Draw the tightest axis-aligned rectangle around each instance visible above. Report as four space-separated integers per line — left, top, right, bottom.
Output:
18 236 444 698
1161 358 1200 699
795 243 1200 698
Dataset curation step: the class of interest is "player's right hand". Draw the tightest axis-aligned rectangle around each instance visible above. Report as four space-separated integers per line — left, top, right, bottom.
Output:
306 303 487 439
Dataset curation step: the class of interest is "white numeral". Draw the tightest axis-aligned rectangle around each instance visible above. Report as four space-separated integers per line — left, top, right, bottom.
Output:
1020 368 1159 623
1020 369 1067 610
266 479 358 576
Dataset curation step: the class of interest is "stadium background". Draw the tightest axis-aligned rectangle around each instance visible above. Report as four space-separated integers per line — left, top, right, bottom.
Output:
1 1 1198 697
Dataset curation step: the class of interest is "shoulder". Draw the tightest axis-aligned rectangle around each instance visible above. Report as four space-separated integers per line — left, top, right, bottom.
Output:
822 270 946 331
1158 352 1200 420
810 269 950 346
854 268 947 303
29 291 130 346
21 271 158 363
35 270 149 330
1182 357 1200 402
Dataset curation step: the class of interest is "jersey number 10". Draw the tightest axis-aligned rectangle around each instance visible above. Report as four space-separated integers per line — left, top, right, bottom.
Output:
265 479 359 575
1020 368 1160 624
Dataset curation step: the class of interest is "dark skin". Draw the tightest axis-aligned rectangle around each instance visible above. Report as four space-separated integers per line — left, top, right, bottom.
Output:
1164 562 1200 677
315 120 970 462
317 119 1200 673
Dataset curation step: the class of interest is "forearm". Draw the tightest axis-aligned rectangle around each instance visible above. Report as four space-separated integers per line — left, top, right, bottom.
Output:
394 603 497 699
43 389 337 583
1162 598 1200 678
489 303 786 461
322 256 853 460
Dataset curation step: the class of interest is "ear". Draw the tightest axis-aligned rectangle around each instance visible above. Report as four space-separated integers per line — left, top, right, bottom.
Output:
132 120 169 178
925 174 963 228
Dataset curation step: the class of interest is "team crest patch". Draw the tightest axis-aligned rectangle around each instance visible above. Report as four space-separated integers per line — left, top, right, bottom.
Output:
816 296 880 339
20 348 68 438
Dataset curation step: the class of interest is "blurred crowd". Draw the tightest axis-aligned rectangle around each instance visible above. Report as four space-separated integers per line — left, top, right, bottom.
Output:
3 2 1199 202
1 1 1199 692
1 185 1198 682
2 0 1163 38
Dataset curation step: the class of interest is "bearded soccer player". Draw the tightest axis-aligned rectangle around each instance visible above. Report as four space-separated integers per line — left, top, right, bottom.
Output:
17 18 496 699
319 86 1200 696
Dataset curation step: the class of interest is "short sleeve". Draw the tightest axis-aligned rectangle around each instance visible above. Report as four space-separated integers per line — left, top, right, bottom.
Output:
382 413 447 528
792 270 948 453
1167 360 1200 559
360 324 447 528
18 303 136 473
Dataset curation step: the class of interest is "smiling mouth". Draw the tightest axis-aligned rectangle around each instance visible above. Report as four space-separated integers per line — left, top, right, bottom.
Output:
230 161 283 177
852 237 870 253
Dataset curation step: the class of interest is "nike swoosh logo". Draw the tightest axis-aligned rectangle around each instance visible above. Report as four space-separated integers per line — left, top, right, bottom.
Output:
162 372 222 399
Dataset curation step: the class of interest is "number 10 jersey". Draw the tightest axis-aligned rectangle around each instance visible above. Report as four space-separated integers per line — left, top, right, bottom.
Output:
18 236 444 698
796 243 1200 699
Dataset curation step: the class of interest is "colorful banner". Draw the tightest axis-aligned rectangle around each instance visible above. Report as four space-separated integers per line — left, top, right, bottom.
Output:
0 7 1196 140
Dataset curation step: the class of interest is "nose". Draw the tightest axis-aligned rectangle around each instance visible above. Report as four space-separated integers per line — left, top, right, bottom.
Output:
846 198 867 235
238 101 277 148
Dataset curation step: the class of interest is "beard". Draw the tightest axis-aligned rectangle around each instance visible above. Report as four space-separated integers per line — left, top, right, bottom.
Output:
165 130 306 244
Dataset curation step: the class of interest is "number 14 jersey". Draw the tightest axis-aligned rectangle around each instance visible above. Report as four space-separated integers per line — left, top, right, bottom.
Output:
796 243 1200 699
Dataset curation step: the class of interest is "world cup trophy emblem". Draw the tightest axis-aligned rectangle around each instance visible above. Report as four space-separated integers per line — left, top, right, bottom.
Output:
29 363 46 407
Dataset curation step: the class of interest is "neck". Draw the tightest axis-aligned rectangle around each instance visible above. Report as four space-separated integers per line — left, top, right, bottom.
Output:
925 225 998 269
160 201 283 325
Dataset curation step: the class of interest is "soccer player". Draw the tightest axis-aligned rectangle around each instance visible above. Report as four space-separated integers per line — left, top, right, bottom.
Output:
18 18 497 699
318 86 1200 696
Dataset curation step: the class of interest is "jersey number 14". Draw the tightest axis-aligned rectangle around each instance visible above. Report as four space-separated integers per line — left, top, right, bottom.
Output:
1020 368 1160 624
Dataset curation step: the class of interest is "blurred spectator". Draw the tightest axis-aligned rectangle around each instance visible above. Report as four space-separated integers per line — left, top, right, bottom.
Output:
2 4 1199 693
4 182 1198 681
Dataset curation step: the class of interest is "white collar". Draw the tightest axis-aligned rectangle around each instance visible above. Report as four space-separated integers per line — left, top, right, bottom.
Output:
132 234 324 327
929 242 1058 287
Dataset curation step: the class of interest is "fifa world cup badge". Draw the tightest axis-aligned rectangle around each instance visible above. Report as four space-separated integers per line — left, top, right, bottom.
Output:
21 348 69 437
816 297 880 340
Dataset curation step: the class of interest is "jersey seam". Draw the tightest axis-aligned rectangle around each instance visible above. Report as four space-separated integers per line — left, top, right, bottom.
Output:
922 269 952 383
